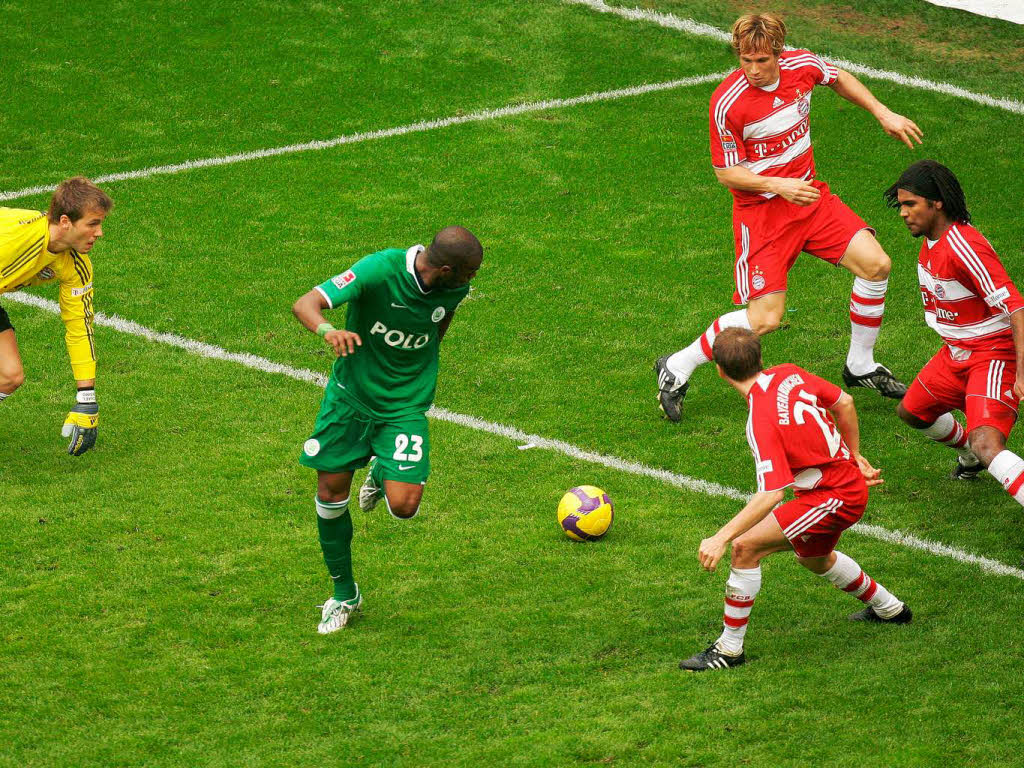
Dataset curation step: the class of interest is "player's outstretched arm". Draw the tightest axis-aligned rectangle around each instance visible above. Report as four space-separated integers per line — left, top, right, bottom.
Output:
292 290 361 357
698 488 785 572
828 70 923 149
828 391 883 487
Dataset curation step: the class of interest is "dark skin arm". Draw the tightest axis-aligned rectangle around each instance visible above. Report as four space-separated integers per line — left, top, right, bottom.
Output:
1011 309 1024 401
292 289 362 357
437 310 456 343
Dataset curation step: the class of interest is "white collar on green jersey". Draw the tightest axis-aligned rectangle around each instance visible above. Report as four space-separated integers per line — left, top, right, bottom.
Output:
406 244 431 294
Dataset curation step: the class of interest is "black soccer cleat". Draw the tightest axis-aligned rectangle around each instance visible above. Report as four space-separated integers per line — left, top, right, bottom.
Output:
654 356 689 423
842 364 908 400
679 643 746 671
951 455 984 481
848 604 913 624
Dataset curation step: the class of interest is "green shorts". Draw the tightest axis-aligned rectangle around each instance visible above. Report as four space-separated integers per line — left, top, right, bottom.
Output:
300 383 431 484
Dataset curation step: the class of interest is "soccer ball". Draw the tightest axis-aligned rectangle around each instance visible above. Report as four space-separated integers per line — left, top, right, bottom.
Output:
557 486 614 541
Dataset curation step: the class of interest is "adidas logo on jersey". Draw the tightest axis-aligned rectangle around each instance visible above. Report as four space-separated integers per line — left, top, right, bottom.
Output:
773 96 785 108
370 320 430 350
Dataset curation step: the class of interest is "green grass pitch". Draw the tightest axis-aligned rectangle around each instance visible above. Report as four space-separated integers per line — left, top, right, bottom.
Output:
2 1 1023 765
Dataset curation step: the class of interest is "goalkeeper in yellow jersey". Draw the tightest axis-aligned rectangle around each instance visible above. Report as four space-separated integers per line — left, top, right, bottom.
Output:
0 177 112 455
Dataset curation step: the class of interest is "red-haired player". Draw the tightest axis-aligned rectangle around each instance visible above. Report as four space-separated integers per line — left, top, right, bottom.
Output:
655 13 923 422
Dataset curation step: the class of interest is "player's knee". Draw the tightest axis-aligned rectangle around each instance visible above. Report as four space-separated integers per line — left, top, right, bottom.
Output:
730 537 758 568
316 475 351 503
968 428 1005 465
863 254 891 282
748 310 782 336
386 496 419 519
896 401 924 427
0 365 24 393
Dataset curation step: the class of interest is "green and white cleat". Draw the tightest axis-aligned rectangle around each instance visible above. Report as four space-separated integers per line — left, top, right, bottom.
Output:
359 459 384 511
317 586 363 634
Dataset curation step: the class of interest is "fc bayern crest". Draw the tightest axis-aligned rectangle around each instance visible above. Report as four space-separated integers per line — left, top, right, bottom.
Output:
431 306 446 323
752 274 766 291
934 283 945 299
797 98 810 116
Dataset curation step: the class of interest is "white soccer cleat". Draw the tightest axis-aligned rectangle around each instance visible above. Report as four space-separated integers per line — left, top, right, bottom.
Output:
317 586 363 634
359 459 384 511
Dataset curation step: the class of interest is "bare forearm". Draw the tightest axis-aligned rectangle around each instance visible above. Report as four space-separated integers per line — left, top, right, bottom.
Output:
716 490 784 543
292 291 330 333
830 399 861 455
1011 310 1024 367
830 69 886 119
714 165 777 195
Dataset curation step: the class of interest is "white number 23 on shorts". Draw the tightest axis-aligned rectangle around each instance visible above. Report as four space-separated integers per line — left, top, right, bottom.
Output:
393 434 423 462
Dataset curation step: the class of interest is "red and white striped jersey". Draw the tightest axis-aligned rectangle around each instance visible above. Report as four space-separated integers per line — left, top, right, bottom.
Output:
918 223 1024 354
709 49 839 208
745 363 861 495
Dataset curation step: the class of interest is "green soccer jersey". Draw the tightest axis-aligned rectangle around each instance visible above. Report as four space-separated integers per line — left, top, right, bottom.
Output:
315 245 470 419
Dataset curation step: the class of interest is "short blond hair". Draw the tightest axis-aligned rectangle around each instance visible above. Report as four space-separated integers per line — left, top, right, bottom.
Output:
48 177 113 223
731 13 787 56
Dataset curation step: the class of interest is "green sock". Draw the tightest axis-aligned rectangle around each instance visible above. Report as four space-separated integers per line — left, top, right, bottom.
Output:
315 496 356 602
370 459 385 488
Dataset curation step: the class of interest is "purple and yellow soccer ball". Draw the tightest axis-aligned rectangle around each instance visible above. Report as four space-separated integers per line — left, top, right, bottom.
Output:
557 486 614 541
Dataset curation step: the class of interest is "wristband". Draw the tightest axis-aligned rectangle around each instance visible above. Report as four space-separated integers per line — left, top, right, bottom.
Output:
316 323 337 338
76 387 97 405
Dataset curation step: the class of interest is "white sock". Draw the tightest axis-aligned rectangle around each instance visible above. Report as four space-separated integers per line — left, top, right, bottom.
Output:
920 412 976 460
0 392 8 403
847 277 888 374
987 450 1024 506
666 309 752 385
820 551 903 618
715 566 761 655
315 496 350 519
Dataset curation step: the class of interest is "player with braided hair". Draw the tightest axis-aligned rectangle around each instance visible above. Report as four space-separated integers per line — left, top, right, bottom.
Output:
889 160 1024 507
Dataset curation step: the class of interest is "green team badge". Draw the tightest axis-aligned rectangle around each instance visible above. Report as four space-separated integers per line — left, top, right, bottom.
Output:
432 306 445 323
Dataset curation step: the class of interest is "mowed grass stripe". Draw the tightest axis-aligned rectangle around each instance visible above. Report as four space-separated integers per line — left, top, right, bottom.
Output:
564 0 1024 114
8 289 1023 582
0 73 728 204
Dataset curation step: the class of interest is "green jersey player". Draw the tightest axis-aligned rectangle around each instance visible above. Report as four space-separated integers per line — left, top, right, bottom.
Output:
293 226 483 634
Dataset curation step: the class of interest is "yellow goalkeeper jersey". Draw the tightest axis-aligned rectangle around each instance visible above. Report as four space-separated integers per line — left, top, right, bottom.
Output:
0 207 96 380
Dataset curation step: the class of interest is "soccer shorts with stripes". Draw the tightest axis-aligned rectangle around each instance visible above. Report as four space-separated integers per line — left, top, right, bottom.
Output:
902 345 1019 438
773 481 868 558
731 179 872 305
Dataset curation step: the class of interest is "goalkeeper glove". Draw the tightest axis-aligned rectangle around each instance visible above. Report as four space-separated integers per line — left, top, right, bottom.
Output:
62 388 98 456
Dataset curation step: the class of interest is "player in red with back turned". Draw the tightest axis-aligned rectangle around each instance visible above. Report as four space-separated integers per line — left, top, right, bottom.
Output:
655 13 923 423
888 160 1024 506
679 328 910 672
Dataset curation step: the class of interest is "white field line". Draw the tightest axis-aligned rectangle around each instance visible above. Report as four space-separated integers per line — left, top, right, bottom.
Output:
7 290 1024 581
564 0 1024 115
0 73 728 204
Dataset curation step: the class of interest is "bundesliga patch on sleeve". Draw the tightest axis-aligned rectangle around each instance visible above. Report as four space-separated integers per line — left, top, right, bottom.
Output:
720 132 737 151
985 287 1010 307
331 270 356 290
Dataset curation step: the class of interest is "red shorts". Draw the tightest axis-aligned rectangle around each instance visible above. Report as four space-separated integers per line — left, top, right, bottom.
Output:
902 345 1019 438
773 484 868 558
732 180 872 305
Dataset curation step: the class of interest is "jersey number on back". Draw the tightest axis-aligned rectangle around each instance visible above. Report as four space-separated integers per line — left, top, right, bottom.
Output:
793 391 845 458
